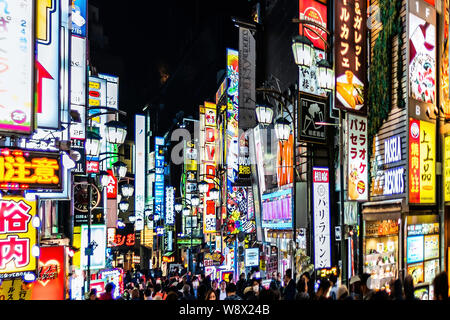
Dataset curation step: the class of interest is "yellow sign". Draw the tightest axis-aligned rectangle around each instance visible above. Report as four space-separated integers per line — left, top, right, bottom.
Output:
0 197 37 278
419 121 435 203
445 135 450 202
37 0 54 43
0 279 33 300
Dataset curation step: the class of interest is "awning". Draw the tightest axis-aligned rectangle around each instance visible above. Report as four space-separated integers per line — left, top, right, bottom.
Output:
361 199 403 221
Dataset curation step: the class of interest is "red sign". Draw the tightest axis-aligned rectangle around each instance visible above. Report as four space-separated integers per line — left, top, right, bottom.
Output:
31 246 65 300
86 161 99 173
313 167 329 183
299 0 328 50
106 169 117 199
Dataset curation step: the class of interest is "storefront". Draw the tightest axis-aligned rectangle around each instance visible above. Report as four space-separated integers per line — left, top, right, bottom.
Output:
362 200 403 291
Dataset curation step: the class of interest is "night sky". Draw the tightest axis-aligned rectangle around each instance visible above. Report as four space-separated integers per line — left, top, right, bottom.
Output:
89 0 254 139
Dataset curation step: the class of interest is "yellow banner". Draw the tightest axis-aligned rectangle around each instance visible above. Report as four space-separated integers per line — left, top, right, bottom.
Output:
0 279 33 300
419 121 435 203
445 135 450 202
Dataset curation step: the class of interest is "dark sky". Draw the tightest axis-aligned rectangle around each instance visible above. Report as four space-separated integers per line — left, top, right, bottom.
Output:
89 0 254 138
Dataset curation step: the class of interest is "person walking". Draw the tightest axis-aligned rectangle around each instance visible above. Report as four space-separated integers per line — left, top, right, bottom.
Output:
328 274 338 300
218 280 228 300
205 289 217 300
236 273 246 298
360 273 374 300
295 276 309 300
224 282 242 300
314 279 331 301
180 284 195 300
403 275 419 300
282 269 296 300
432 271 449 300
99 283 115 300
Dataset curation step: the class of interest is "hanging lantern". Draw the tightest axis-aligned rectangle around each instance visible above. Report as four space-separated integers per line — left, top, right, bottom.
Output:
105 120 127 145
191 195 200 207
209 187 220 201
291 35 313 67
275 118 291 141
255 104 274 126
119 200 129 212
182 207 191 216
112 161 127 179
175 202 183 213
317 59 334 92
120 183 134 198
85 130 102 157
99 170 110 188
198 180 209 194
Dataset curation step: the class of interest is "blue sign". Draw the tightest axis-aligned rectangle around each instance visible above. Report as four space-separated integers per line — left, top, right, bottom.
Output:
72 0 87 37
407 236 424 264
154 137 165 220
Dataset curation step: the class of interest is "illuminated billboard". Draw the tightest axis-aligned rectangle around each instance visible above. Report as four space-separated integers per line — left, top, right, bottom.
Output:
36 0 60 129
0 196 38 279
154 136 165 224
71 0 87 37
313 167 331 268
70 36 87 140
0 148 62 191
347 114 368 201
226 49 239 186
134 115 145 231
299 0 328 50
80 224 106 270
0 0 35 135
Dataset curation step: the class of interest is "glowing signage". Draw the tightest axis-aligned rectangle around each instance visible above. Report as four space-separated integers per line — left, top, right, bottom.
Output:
226 49 239 186
0 0 35 134
70 36 86 140
154 136 165 227
36 0 60 129
71 0 87 37
299 0 328 50
245 248 259 267
134 115 145 231
347 114 368 200
31 246 65 300
335 0 367 114
0 148 62 191
165 186 175 225
0 280 33 300
0 196 37 279
106 169 117 199
313 167 331 269
409 119 436 203
261 188 292 230
385 136 402 164
80 224 106 270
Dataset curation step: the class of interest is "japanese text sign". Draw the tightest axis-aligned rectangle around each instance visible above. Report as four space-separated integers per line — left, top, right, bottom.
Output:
409 119 436 203
0 0 34 135
445 135 450 202
154 136 165 224
134 115 145 231
0 196 37 279
165 186 175 225
313 167 331 268
71 0 87 37
347 114 368 201
106 169 117 199
0 279 33 300
227 49 239 186
80 224 106 270
0 148 61 191
335 0 367 114
299 0 327 50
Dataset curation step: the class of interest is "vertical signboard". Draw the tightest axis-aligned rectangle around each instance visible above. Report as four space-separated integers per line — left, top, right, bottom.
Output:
135 115 145 231
165 186 175 225
0 0 35 134
0 196 38 279
80 224 106 270
31 246 65 300
409 119 436 203
335 0 367 114
445 135 450 202
313 167 331 269
201 103 218 234
36 0 60 129
71 0 87 37
238 28 256 130
226 49 240 187
347 114 368 201
154 136 165 222
70 36 86 140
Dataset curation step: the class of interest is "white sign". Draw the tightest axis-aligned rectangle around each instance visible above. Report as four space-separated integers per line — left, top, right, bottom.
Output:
313 167 331 268
70 36 86 139
135 115 146 231
347 114 368 201
245 248 260 267
165 186 175 225
80 224 106 270
0 0 34 134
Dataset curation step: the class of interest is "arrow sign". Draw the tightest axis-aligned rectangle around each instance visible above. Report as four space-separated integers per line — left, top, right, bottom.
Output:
35 60 53 114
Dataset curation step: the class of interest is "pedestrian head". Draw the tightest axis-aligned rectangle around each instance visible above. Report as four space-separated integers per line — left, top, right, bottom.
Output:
432 272 449 300
226 282 237 295
131 288 140 300
337 285 348 300
403 274 415 300
329 273 338 286
89 289 97 300
105 282 115 294
220 280 227 291
205 289 217 300
296 276 307 293
212 280 218 290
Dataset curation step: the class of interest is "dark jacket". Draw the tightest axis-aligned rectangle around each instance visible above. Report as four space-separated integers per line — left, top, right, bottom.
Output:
283 279 297 300
224 294 243 300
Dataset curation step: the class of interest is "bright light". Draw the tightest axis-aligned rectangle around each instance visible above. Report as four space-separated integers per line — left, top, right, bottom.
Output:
100 170 110 188
121 183 134 197
113 161 127 179
317 59 334 92
182 207 190 216
128 215 136 223
275 118 291 141
198 180 209 194
255 104 274 126
209 188 220 201
119 200 129 212
85 130 102 157
23 273 36 282
31 245 40 258
105 121 127 145
32 216 41 229
175 203 183 213
191 195 200 207
62 152 76 170
292 35 313 67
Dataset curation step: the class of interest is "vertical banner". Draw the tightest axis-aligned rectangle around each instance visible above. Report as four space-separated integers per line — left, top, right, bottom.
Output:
135 115 145 231
227 49 240 187
444 135 450 202
165 186 175 225
71 0 87 37
0 196 38 279
36 0 60 129
70 36 87 140
0 0 35 134
313 167 331 269
276 134 294 187
409 119 436 203
201 103 218 233
154 136 165 222
253 126 266 194
347 114 368 201
80 225 106 270
238 27 256 130
31 246 65 300
335 0 367 114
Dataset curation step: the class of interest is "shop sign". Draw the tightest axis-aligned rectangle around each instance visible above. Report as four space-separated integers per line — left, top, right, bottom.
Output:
244 248 259 267
347 114 368 200
154 136 165 225
312 167 331 268
238 132 251 177
335 0 367 114
261 188 293 230
0 148 62 191
71 0 87 37
0 280 33 300
408 119 436 203
365 220 399 237
227 186 255 234
105 169 117 199
70 139 86 174
80 224 106 270
70 36 86 140
86 161 99 173
444 135 450 202
113 232 135 247
135 115 145 231
204 252 224 266
31 246 65 300
298 95 327 143
19 129 59 152
163 256 175 263
299 0 328 50
36 0 60 129
107 227 116 247
97 268 123 299
0 196 37 279
165 186 175 225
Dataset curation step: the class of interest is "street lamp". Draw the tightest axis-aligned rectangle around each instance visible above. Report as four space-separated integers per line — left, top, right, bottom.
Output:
119 200 129 212
85 130 102 157
291 35 314 67
198 180 209 194
105 120 127 145
182 207 191 216
255 104 274 126
209 187 220 201
317 59 335 92
274 118 291 141
120 183 134 198
191 195 200 207
175 202 183 213
112 161 127 179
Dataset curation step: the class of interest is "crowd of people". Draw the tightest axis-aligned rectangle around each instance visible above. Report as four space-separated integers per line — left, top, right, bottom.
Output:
87 267 450 301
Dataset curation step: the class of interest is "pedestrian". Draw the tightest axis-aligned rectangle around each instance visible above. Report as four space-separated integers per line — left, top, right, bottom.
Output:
301 272 315 299
337 285 350 300
87 289 98 300
180 284 195 300
349 275 362 300
360 273 374 300
389 278 404 300
403 275 419 300
295 276 309 300
432 271 449 300
218 280 227 300
243 286 257 300
314 279 331 301
258 288 276 301
211 279 220 298
328 273 338 300
166 291 179 301
144 288 152 300
153 283 167 300
282 269 296 300
224 282 242 300
205 289 217 300
99 282 115 300
270 271 281 291
131 288 141 300
236 273 246 298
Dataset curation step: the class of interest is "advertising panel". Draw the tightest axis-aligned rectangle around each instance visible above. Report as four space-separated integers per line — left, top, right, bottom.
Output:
106 169 117 199
276 134 293 187
313 167 331 268
36 0 60 129
113 224 135 248
408 119 436 203
0 148 62 191
71 0 87 37
134 115 145 231
298 94 327 143
0 279 33 300
424 234 439 260
238 27 256 129
70 138 86 174
0 196 37 279
335 0 367 114
407 262 424 285
165 186 175 225
31 246 65 300
0 0 35 134
70 36 86 140
80 224 106 270
407 235 424 264
245 248 259 267
154 136 165 224
347 114 368 201
261 188 292 230
226 49 239 186
200 103 217 233
299 0 327 50
226 186 255 234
